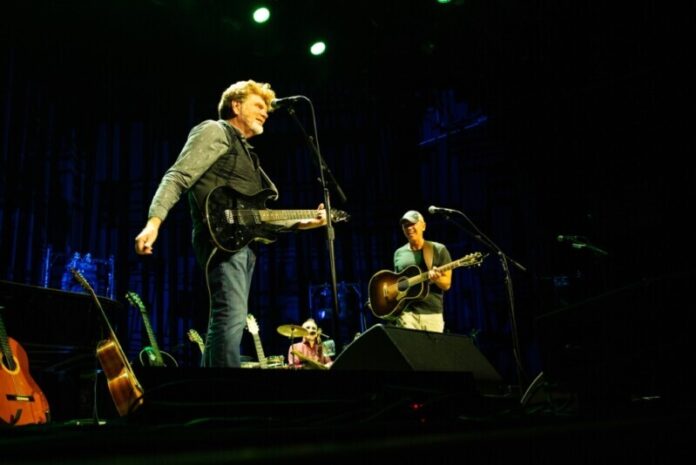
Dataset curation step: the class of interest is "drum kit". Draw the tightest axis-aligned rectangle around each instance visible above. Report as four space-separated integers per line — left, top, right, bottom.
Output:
240 323 334 369
276 324 334 356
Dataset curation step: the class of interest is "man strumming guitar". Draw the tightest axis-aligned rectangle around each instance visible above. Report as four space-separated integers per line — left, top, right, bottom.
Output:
391 210 452 333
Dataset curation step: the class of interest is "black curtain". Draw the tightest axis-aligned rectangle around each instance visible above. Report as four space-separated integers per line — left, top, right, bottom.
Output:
2 1 694 387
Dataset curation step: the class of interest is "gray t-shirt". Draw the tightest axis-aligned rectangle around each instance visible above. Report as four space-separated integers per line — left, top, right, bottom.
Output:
393 241 452 314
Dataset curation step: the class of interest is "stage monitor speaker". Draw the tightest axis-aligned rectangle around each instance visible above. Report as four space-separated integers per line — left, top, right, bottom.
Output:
332 325 502 390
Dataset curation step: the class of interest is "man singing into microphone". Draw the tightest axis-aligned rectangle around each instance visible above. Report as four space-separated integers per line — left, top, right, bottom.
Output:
393 210 453 333
134 80 327 368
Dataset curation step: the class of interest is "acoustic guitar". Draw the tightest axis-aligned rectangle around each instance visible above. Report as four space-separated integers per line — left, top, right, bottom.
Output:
71 269 144 417
367 252 486 319
0 308 51 426
205 185 349 253
125 291 178 367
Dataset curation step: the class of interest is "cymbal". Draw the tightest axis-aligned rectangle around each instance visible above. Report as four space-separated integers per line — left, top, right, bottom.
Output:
277 324 308 338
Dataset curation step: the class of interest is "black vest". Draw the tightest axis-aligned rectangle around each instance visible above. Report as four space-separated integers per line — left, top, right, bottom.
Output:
189 120 277 265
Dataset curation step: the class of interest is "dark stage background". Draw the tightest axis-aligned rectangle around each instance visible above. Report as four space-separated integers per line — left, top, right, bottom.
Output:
1 0 694 393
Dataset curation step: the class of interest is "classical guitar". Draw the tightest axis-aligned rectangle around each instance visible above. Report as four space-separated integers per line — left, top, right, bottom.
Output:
245 314 268 369
0 308 51 426
205 185 350 253
367 252 486 319
71 269 144 417
125 291 178 368
186 329 205 355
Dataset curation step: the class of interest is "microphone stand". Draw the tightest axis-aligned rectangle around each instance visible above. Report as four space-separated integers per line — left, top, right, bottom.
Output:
282 98 347 345
435 209 529 395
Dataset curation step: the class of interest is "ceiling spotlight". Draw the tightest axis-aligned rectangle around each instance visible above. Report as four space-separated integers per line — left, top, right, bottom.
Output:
252 7 270 24
310 41 326 56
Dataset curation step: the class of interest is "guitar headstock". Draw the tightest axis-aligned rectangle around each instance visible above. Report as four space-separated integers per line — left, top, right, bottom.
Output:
125 291 146 312
331 209 350 223
246 314 259 335
187 329 203 345
463 252 486 267
70 268 96 295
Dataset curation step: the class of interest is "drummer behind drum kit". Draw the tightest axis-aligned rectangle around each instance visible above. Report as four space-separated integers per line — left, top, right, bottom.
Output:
241 320 335 369
277 324 335 357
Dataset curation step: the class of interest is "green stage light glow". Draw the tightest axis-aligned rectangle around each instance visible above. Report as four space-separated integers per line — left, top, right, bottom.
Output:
252 7 270 24
310 41 326 56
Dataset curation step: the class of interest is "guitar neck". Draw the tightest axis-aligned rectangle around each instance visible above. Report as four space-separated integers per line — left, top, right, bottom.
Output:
0 315 17 371
139 310 164 365
251 334 267 366
406 257 469 286
259 209 318 222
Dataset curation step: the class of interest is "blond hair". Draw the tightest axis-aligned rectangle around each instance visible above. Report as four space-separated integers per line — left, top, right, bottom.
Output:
217 80 276 119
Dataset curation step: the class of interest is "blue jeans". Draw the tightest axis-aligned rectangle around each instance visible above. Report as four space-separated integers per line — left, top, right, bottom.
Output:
202 246 256 367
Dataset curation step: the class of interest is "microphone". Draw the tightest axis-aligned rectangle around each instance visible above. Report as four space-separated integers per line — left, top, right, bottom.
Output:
556 235 587 242
271 95 304 109
428 205 458 215
557 234 609 256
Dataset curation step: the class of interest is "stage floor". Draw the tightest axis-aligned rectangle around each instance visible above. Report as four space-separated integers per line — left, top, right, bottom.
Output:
2 368 694 465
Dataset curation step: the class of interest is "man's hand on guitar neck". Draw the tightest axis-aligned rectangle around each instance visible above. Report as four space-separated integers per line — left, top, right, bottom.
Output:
263 203 326 230
428 266 452 291
294 203 328 230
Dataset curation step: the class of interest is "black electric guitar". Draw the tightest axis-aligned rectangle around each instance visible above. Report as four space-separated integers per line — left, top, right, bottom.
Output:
125 291 178 368
205 186 350 253
245 314 268 369
0 308 51 426
367 252 486 319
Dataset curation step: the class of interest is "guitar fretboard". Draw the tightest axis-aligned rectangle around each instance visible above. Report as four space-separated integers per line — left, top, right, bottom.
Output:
260 210 319 222
126 292 164 366
405 252 484 287
251 333 268 368
0 313 17 371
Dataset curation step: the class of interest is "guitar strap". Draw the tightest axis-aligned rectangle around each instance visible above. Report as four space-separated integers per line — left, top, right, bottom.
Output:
423 241 434 271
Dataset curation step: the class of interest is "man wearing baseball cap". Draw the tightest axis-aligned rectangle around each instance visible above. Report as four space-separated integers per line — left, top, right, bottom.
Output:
393 210 453 332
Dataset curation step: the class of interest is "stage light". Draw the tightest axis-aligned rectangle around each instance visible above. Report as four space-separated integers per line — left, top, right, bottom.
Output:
252 7 270 24
309 41 326 56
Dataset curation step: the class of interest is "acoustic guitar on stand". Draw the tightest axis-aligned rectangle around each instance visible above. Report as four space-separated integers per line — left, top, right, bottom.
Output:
0 307 51 426
367 252 486 319
125 291 178 368
71 269 144 417
245 314 268 369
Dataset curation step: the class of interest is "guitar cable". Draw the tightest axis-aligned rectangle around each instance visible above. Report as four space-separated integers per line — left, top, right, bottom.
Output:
199 246 219 364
